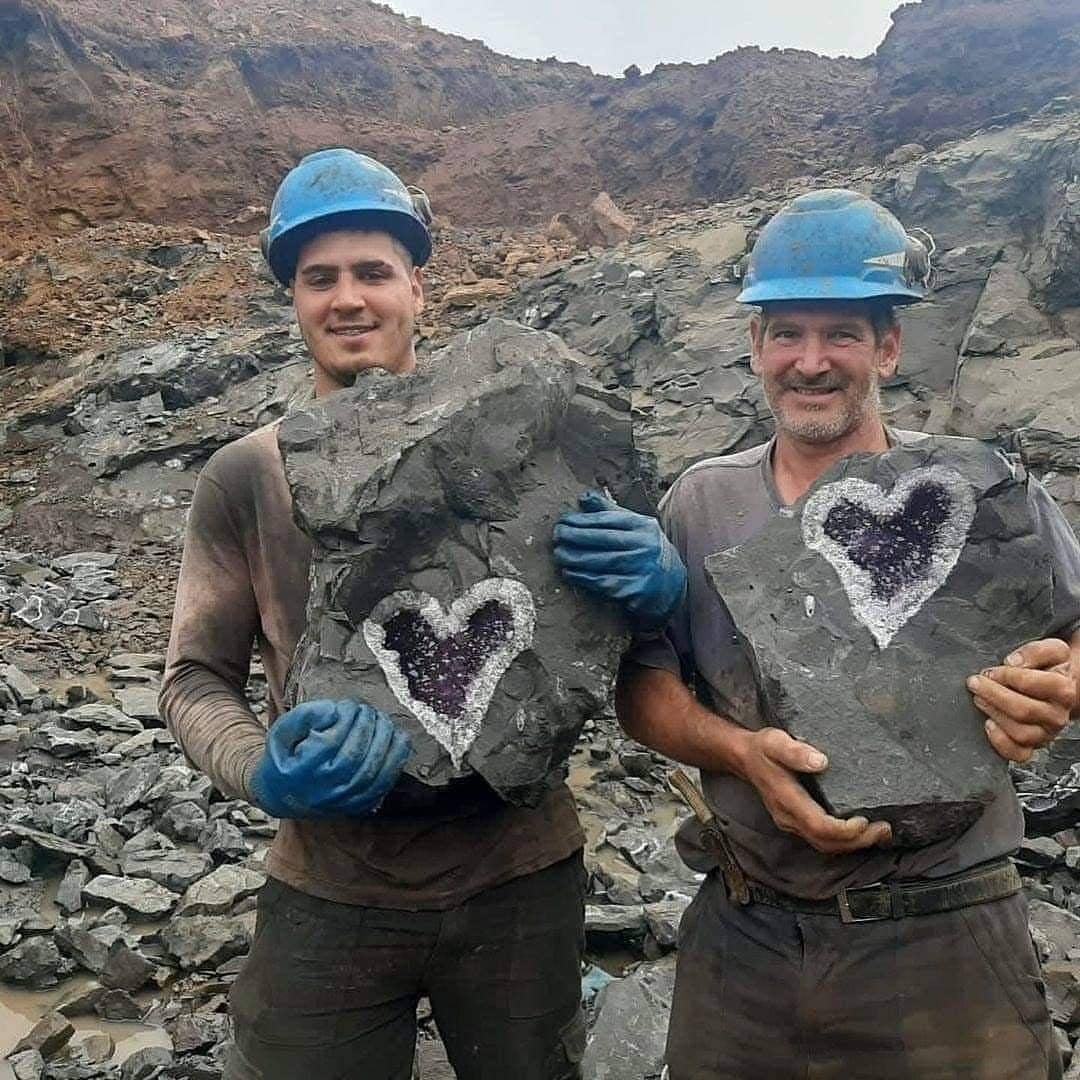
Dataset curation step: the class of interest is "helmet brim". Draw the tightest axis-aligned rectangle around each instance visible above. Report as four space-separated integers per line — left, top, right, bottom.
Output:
269 209 432 285
736 276 925 306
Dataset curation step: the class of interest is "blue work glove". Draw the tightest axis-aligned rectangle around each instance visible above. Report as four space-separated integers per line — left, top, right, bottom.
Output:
249 699 411 819
552 490 687 628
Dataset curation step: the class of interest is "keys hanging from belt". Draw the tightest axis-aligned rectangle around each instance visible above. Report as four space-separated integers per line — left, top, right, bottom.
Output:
668 768 751 905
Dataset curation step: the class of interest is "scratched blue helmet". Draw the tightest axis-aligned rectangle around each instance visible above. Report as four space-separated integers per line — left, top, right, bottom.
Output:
737 189 932 306
262 148 432 285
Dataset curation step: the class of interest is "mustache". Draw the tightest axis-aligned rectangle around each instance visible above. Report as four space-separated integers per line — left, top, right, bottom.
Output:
779 375 847 391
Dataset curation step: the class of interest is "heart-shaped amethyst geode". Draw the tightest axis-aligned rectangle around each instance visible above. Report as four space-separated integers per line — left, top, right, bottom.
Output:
802 465 976 648
362 579 536 768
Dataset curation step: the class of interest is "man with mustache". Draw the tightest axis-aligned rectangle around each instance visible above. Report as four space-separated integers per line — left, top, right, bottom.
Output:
161 149 588 1080
555 189 1080 1077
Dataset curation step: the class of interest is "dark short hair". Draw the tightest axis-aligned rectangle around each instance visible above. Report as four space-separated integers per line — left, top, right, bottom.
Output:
757 299 898 346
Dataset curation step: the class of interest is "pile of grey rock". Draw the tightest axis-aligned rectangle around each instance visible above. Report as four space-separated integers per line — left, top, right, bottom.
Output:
0 551 120 634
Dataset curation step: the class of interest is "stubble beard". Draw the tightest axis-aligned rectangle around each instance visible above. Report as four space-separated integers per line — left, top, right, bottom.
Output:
767 371 882 445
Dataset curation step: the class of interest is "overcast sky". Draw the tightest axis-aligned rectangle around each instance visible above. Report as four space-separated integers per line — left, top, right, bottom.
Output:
391 1 910 75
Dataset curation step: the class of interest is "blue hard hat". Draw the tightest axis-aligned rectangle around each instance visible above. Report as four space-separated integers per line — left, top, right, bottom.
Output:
737 189 931 306
262 148 433 285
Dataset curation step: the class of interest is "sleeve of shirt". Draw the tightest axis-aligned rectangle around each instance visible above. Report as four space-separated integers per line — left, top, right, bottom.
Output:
1028 478 1080 641
620 479 696 680
157 464 268 802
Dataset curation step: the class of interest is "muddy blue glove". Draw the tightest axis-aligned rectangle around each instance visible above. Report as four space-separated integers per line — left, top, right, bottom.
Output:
552 490 687 628
249 699 411 819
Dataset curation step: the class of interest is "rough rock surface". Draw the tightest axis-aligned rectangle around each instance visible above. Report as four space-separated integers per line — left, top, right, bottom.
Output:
581 954 677 1080
705 440 1060 846
280 318 640 803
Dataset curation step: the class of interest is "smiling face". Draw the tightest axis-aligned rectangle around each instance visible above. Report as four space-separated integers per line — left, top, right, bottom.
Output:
292 229 425 396
750 302 901 446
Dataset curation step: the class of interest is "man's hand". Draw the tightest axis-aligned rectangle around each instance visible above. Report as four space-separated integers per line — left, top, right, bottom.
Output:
735 727 892 855
553 490 687 628
968 639 1078 764
250 699 411 819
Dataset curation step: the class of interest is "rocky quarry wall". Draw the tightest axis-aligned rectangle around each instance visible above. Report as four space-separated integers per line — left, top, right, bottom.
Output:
1 2 1080 1078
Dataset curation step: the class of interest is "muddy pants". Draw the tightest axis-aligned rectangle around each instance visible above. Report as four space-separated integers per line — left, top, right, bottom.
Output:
665 871 1061 1080
224 853 586 1080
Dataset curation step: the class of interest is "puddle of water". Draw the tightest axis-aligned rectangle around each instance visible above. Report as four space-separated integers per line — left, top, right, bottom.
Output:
0 981 172 1076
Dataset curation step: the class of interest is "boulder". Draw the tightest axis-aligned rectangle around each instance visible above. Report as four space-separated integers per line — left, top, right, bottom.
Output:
588 193 634 246
0 937 73 988
705 439 1065 846
99 941 157 993
280 318 640 803
161 914 251 971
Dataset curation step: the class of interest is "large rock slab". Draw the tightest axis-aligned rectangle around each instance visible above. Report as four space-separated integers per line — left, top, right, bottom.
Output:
280 318 641 804
82 875 179 918
581 954 676 1080
161 914 252 971
705 439 1064 846
177 865 265 916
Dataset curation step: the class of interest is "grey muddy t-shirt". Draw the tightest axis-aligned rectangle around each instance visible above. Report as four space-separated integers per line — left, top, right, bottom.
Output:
626 429 1080 900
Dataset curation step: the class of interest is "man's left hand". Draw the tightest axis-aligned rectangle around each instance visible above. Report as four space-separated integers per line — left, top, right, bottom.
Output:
553 490 687 628
968 638 1079 763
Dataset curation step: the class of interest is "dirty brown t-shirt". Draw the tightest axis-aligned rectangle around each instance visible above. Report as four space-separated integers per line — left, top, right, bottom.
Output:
626 429 1080 901
159 421 584 910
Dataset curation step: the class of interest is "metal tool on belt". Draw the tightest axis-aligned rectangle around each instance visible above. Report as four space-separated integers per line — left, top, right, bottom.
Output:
668 767 750 905
668 768 1021 923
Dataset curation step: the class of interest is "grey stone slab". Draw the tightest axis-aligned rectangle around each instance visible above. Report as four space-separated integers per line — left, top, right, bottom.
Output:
161 914 252 971
178 865 265 916
1031 900 1080 963
121 1045 173 1080
158 801 207 842
99 940 157 992
705 439 1061 847
10 1011 74 1061
581 955 676 1080
63 704 144 734
7 1050 44 1080
0 937 73 988
0 664 41 706
54 923 109 974
115 687 161 724
119 848 212 891
280 318 639 804
83 875 179 918
26 725 97 758
0 824 93 862
55 860 91 915
106 762 162 815
644 898 691 949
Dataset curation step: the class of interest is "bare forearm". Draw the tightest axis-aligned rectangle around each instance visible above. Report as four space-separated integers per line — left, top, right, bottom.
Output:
614 662 751 779
1070 629 1080 719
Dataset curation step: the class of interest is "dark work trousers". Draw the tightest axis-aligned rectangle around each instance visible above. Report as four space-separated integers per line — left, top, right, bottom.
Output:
223 853 586 1080
665 871 1061 1080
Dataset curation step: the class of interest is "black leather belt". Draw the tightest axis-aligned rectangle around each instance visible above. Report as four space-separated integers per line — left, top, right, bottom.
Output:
744 859 1021 924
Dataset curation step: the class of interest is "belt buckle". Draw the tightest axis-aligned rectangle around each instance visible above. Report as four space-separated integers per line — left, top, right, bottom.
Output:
837 884 888 924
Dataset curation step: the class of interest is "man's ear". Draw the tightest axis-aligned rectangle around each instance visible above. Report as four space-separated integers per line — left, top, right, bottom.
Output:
749 315 763 375
412 267 425 315
877 322 902 379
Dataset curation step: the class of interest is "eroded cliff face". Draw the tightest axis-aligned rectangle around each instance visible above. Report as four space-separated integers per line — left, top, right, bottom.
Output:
871 0 1080 149
2 0 1079 254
